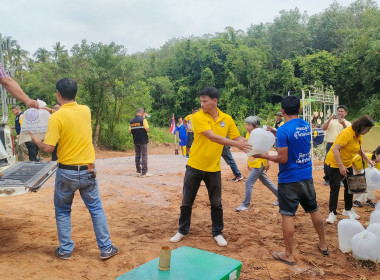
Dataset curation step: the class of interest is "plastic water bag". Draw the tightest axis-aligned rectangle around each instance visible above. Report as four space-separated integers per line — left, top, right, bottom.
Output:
376 202 380 210
367 223 380 241
338 218 364 253
352 230 380 262
365 167 380 190
370 210 380 225
247 127 275 156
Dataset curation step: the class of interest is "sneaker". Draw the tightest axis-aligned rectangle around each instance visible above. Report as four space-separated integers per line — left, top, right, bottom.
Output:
323 180 329 186
353 200 363 208
140 173 153 177
186 155 189 158
325 212 337 224
232 176 244 182
272 200 279 206
235 205 249 212
214 235 227 247
342 208 360 220
55 247 72 260
170 232 186 243
365 200 375 208
100 246 119 260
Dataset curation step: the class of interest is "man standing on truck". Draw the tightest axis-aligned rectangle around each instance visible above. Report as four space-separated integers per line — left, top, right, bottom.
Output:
0 63 38 108
29 78 118 260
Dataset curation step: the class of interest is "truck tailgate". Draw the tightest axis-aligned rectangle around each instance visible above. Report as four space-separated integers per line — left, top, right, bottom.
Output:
0 161 57 197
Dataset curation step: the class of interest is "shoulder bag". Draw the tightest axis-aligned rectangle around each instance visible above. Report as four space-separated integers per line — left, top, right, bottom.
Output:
346 141 367 194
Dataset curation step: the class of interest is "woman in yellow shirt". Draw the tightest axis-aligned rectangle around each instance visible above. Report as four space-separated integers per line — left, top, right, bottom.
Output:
325 116 375 224
235 116 278 212
352 146 380 208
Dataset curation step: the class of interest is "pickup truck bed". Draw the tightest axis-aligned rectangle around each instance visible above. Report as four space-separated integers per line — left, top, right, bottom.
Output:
0 161 57 196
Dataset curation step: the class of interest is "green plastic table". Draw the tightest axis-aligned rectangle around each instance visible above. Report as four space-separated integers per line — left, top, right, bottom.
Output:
116 246 242 280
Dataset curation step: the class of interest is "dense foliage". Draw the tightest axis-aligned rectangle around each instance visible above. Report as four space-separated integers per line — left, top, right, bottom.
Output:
1 0 379 150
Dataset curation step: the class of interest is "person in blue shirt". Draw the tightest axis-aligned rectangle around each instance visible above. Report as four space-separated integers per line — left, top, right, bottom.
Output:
256 95 328 266
176 117 188 157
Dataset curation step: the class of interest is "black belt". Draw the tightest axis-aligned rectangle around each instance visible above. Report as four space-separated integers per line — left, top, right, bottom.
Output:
58 163 88 171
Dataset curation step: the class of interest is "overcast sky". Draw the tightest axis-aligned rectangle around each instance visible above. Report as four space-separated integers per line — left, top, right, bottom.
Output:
1 0 379 56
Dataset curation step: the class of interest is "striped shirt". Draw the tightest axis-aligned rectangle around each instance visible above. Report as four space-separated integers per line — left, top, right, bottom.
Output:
0 63 9 79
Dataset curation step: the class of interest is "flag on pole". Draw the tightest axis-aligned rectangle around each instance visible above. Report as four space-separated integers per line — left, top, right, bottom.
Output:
170 114 176 134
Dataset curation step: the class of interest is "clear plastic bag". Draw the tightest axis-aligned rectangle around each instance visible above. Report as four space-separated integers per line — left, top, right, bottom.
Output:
365 167 380 190
247 127 275 156
338 218 364 253
351 230 380 262
370 210 380 225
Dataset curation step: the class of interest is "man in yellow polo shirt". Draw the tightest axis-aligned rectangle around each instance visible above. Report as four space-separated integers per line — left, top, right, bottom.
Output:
170 87 251 246
29 78 118 260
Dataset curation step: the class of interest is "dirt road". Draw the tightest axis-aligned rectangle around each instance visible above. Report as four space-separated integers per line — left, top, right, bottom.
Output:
0 147 378 279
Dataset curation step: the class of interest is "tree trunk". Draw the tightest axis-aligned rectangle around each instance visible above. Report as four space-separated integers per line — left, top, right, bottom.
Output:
93 111 101 147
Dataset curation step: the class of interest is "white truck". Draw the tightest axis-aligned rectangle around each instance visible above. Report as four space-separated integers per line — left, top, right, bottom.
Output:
0 34 57 197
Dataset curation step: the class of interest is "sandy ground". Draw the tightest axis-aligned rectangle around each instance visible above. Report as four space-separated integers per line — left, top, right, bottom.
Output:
0 144 379 280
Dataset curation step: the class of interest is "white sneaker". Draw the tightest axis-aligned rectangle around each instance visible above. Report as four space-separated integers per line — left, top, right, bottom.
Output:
140 173 153 178
214 235 227 247
342 208 360 219
170 232 185 243
325 212 337 224
235 205 248 212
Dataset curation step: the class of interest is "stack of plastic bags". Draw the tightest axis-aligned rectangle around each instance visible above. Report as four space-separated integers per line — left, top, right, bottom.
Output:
338 210 380 262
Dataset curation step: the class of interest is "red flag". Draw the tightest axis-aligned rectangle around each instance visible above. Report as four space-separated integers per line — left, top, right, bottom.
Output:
169 114 176 134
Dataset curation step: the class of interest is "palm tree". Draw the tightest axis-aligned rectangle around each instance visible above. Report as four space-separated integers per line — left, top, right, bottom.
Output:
51 42 67 60
34 48 51 63
13 44 29 81
3 36 17 68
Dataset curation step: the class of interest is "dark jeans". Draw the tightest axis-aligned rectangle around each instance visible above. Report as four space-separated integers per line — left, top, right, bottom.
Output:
25 141 39 161
221 146 241 177
134 143 148 174
178 165 223 237
326 165 353 214
323 142 333 181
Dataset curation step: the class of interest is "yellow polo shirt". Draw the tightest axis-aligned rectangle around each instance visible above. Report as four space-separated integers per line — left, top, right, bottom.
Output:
184 114 194 132
187 109 240 172
246 133 267 168
325 127 362 168
44 102 95 165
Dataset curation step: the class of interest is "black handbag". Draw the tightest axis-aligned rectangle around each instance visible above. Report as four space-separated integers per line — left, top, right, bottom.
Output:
346 142 367 194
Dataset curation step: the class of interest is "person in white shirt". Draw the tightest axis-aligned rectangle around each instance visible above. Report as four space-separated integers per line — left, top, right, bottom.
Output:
321 105 351 185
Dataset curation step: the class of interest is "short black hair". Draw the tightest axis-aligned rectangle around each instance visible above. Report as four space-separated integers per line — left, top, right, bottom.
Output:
199 87 219 100
281 95 300 116
337 105 348 112
56 78 77 100
351 115 375 137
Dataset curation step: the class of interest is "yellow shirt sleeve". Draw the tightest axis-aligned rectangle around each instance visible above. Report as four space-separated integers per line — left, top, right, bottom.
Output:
19 114 23 126
43 115 60 146
226 116 240 140
143 119 149 129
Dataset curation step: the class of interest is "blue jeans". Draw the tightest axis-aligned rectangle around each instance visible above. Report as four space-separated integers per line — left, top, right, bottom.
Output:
179 166 223 237
221 146 242 177
54 168 113 253
241 164 278 207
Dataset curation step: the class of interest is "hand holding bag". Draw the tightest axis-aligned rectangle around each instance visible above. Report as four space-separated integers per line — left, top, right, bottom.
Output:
346 142 367 194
